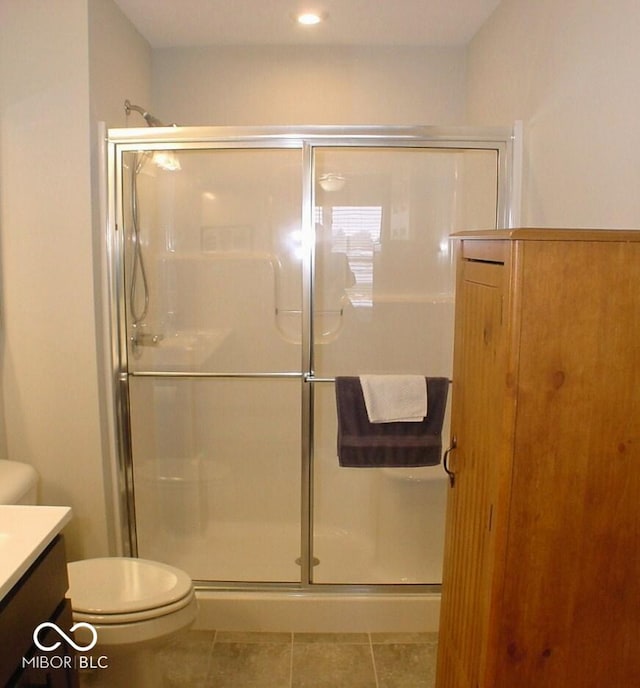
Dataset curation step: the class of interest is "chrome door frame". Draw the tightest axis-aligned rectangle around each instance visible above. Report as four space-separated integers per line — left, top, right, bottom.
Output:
105 124 519 591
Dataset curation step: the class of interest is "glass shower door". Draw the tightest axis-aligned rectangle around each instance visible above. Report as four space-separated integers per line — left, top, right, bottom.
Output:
112 127 514 590
310 146 499 584
123 147 304 583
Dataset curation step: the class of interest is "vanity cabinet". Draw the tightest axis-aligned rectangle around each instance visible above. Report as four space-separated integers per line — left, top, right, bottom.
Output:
0 535 78 688
436 229 640 688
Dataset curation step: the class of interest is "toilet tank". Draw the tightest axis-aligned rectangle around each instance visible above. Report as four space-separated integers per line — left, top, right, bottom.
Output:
0 460 38 504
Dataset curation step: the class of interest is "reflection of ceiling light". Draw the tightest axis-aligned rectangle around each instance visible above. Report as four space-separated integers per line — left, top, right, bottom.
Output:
297 12 323 25
152 151 181 171
318 173 346 192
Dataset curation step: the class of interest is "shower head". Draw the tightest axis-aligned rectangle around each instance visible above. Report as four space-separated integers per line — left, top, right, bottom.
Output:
124 99 167 127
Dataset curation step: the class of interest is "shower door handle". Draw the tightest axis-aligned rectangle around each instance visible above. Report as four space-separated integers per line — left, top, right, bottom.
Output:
443 435 457 487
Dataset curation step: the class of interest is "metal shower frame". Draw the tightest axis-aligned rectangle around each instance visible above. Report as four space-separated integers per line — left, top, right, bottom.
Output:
105 124 520 594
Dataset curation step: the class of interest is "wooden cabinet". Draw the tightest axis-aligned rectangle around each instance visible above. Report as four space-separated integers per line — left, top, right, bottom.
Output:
436 229 640 688
0 535 78 688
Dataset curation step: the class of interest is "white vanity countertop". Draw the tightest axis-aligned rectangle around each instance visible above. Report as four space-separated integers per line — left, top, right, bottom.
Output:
0 505 72 601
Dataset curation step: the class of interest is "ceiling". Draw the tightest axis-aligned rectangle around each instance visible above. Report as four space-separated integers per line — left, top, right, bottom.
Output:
113 0 501 48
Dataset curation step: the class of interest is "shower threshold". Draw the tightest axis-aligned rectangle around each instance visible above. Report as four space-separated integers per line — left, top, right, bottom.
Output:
192 586 442 634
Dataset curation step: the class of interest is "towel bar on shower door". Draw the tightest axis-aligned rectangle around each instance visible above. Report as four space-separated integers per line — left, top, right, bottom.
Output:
304 374 453 384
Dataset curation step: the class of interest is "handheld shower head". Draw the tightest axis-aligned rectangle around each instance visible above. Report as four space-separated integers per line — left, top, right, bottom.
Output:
124 100 166 127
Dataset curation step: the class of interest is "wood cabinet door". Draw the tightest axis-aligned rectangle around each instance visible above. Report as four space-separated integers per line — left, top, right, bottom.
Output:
437 259 506 688
493 240 640 687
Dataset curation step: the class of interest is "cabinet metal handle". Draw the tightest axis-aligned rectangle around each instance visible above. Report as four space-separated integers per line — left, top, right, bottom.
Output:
443 435 457 487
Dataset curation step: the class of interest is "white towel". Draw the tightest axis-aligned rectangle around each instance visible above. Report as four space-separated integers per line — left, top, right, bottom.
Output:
359 375 427 423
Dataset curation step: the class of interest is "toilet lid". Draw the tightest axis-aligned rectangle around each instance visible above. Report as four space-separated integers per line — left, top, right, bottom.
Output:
67 557 193 615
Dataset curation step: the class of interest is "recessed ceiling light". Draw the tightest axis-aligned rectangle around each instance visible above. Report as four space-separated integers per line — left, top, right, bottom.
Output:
297 12 323 26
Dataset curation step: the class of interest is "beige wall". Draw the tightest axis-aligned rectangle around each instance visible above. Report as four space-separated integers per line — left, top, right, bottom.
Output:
467 0 640 229
5 0 639 562
0 0 150 560
89 0 152 127
87 0 152 553
0 3 465 561
152 45 467 126
0 0 101 558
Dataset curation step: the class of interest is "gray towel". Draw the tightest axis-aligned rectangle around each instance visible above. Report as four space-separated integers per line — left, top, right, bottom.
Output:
335 376 448 468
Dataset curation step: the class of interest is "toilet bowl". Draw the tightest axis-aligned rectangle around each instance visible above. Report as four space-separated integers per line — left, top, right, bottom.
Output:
67 557 198 646
67 557 198 687
67 557 198 688
0 460 38 503
0 460 198 687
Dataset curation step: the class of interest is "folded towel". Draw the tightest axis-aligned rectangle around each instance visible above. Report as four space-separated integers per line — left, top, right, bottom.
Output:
360 375 427 423
335 376 449 468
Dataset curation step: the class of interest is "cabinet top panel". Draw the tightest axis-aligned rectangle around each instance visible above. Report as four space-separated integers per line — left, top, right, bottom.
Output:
451 228 640 242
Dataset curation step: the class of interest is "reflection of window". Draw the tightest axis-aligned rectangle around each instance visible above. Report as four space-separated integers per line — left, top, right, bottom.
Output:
316 206 382 308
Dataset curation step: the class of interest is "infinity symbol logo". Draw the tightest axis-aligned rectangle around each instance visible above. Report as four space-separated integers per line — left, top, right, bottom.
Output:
33 622 98 652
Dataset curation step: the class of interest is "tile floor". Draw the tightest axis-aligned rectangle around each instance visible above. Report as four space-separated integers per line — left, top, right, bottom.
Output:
100 630 438 687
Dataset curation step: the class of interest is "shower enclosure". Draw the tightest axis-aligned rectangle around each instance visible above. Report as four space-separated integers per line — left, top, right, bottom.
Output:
107 126 516 596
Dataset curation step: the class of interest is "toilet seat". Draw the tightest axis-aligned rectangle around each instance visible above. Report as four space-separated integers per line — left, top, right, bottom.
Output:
72 588 196 624
70 592 199 647
67 557 194 623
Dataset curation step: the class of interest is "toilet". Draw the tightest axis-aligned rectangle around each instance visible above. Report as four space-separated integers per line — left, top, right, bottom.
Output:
0 460 198 687
0 459 39 503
